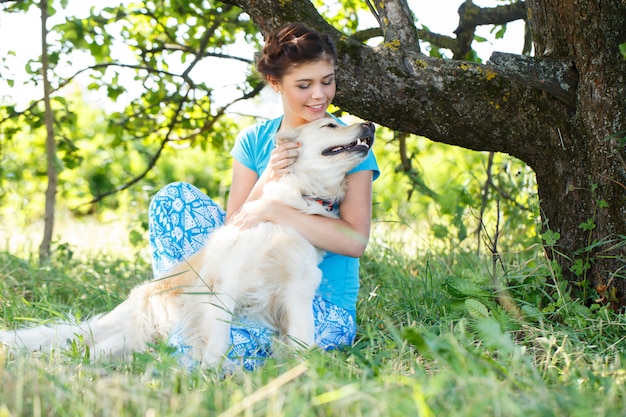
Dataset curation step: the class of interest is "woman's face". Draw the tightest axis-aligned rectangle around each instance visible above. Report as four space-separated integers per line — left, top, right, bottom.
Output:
272 58 336 129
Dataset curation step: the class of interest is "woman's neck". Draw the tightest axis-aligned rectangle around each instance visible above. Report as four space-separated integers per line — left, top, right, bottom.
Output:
279 113 329 132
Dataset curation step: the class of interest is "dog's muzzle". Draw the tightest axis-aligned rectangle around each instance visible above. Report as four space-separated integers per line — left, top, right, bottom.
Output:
322 122 375 156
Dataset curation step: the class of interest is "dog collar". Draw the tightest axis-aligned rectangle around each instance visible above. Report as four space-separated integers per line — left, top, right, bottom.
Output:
304 196 337 213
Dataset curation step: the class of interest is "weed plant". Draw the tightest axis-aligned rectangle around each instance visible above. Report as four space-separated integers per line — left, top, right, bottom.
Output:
0 237 625 416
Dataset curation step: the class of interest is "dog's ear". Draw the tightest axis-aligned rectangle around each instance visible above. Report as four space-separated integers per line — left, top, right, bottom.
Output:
275 126 300 146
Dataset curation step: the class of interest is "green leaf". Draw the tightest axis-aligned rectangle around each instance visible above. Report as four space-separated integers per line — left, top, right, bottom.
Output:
431 224 448 239
569 258 590 276
578 219 596 231
521 304 544 322
541 229 560 246
465 298 489 319
443 275 489 300
475 317 516 355
473 35 488 43
402 327 433 358
493 25 507 39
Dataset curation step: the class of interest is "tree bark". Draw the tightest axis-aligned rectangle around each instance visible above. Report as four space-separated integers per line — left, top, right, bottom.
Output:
222 0 626 307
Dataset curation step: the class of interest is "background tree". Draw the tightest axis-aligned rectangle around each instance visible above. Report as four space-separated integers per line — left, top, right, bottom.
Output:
38 0 58 263
221 0 626 308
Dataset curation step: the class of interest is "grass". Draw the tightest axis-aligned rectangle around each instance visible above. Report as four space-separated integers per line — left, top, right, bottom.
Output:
1 232 626 416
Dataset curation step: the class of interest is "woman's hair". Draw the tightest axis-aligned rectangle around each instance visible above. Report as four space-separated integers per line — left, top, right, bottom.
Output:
256 23 337 81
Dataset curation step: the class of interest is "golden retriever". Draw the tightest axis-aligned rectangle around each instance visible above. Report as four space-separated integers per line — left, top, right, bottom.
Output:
0 118 375 367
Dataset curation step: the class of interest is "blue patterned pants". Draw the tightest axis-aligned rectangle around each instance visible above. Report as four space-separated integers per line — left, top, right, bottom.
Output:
148 182 356 370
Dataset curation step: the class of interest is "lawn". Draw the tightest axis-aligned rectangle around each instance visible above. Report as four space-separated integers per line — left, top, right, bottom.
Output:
1 228 625 416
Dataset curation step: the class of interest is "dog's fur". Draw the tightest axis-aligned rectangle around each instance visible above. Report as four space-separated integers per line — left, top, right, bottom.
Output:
0 118 375 367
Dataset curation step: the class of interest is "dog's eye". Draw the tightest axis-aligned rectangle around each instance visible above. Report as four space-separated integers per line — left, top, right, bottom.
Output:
323 123 337 129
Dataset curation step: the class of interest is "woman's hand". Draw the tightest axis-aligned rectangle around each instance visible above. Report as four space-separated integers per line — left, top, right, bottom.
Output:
266 141 300 180
231 198 279 230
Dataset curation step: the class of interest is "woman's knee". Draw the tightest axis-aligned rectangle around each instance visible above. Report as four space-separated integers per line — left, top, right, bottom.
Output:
148 182 191 215
151 181 189 202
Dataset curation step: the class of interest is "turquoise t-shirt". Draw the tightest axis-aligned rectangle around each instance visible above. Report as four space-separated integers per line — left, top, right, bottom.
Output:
230 116 379 315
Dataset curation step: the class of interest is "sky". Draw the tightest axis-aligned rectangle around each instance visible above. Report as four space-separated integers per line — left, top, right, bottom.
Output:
0 0 525 115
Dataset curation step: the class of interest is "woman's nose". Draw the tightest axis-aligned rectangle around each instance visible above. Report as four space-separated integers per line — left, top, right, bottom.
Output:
311 84 325 99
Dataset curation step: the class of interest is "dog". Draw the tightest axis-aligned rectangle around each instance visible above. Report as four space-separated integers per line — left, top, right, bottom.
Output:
0 118 375 367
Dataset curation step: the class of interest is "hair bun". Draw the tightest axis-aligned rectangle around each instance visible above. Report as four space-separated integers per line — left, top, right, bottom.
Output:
255 23 337 81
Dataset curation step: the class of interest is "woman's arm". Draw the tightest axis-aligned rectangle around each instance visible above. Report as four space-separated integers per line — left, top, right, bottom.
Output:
225 159 258 223
230 169 374 258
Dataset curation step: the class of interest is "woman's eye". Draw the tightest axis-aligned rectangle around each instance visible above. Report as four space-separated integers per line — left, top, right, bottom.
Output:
322 80 334 86
298 84 311 89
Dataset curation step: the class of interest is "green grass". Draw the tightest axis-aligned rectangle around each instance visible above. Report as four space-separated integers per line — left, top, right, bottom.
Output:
1 238 626 416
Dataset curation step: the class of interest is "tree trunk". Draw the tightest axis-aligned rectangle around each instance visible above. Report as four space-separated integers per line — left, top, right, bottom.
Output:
222 0 626 307
526 0 626 307
38 0 57 263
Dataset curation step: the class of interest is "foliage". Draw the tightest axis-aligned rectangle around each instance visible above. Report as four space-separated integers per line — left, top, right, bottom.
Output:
1 0 260 221
0 90 236 242
1 233 625 416
372 126 540 254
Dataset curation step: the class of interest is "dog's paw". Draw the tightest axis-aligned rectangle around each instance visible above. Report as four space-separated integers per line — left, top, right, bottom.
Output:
200 348 224 368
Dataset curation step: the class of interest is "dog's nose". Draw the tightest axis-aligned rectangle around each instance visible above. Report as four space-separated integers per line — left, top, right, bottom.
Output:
362 122 375 133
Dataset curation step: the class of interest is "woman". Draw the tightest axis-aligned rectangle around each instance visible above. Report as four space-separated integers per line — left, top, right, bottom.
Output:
148 23 379 370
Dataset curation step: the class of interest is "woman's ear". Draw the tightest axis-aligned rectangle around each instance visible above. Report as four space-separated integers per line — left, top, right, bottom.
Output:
267 76 281 94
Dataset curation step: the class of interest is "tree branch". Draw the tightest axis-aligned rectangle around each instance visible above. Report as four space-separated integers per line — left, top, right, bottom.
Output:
394 131 437 201
487 52 578 108
181 4 236 82
456 0 527 29
367 0 420 53
477 151 495 253
355 1 527 58
454 0 527 59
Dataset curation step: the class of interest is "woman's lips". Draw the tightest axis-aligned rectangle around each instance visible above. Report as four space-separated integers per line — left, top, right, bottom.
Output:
307 103 326 112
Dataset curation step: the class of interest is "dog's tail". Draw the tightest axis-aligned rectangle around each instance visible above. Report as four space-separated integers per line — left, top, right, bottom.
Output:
1 260 197 361
0 314 102 353
0 284 163 360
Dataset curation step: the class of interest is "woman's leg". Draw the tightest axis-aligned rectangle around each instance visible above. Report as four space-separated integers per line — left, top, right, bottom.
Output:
148 181 226 277
313 296 357 349
225 296 356 370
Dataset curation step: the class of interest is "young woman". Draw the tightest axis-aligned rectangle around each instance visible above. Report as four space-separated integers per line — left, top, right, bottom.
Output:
148 23 379 370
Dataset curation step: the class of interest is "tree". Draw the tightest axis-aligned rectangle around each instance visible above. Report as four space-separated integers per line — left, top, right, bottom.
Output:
221 0 626 308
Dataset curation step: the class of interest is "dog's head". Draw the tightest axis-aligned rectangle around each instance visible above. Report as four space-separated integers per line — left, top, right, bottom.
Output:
274 118 375 204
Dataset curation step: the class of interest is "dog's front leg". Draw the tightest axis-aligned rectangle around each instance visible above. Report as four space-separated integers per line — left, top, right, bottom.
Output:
183 291 237 368
282 298 316 350
279 265 321 350
203 294 237 367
